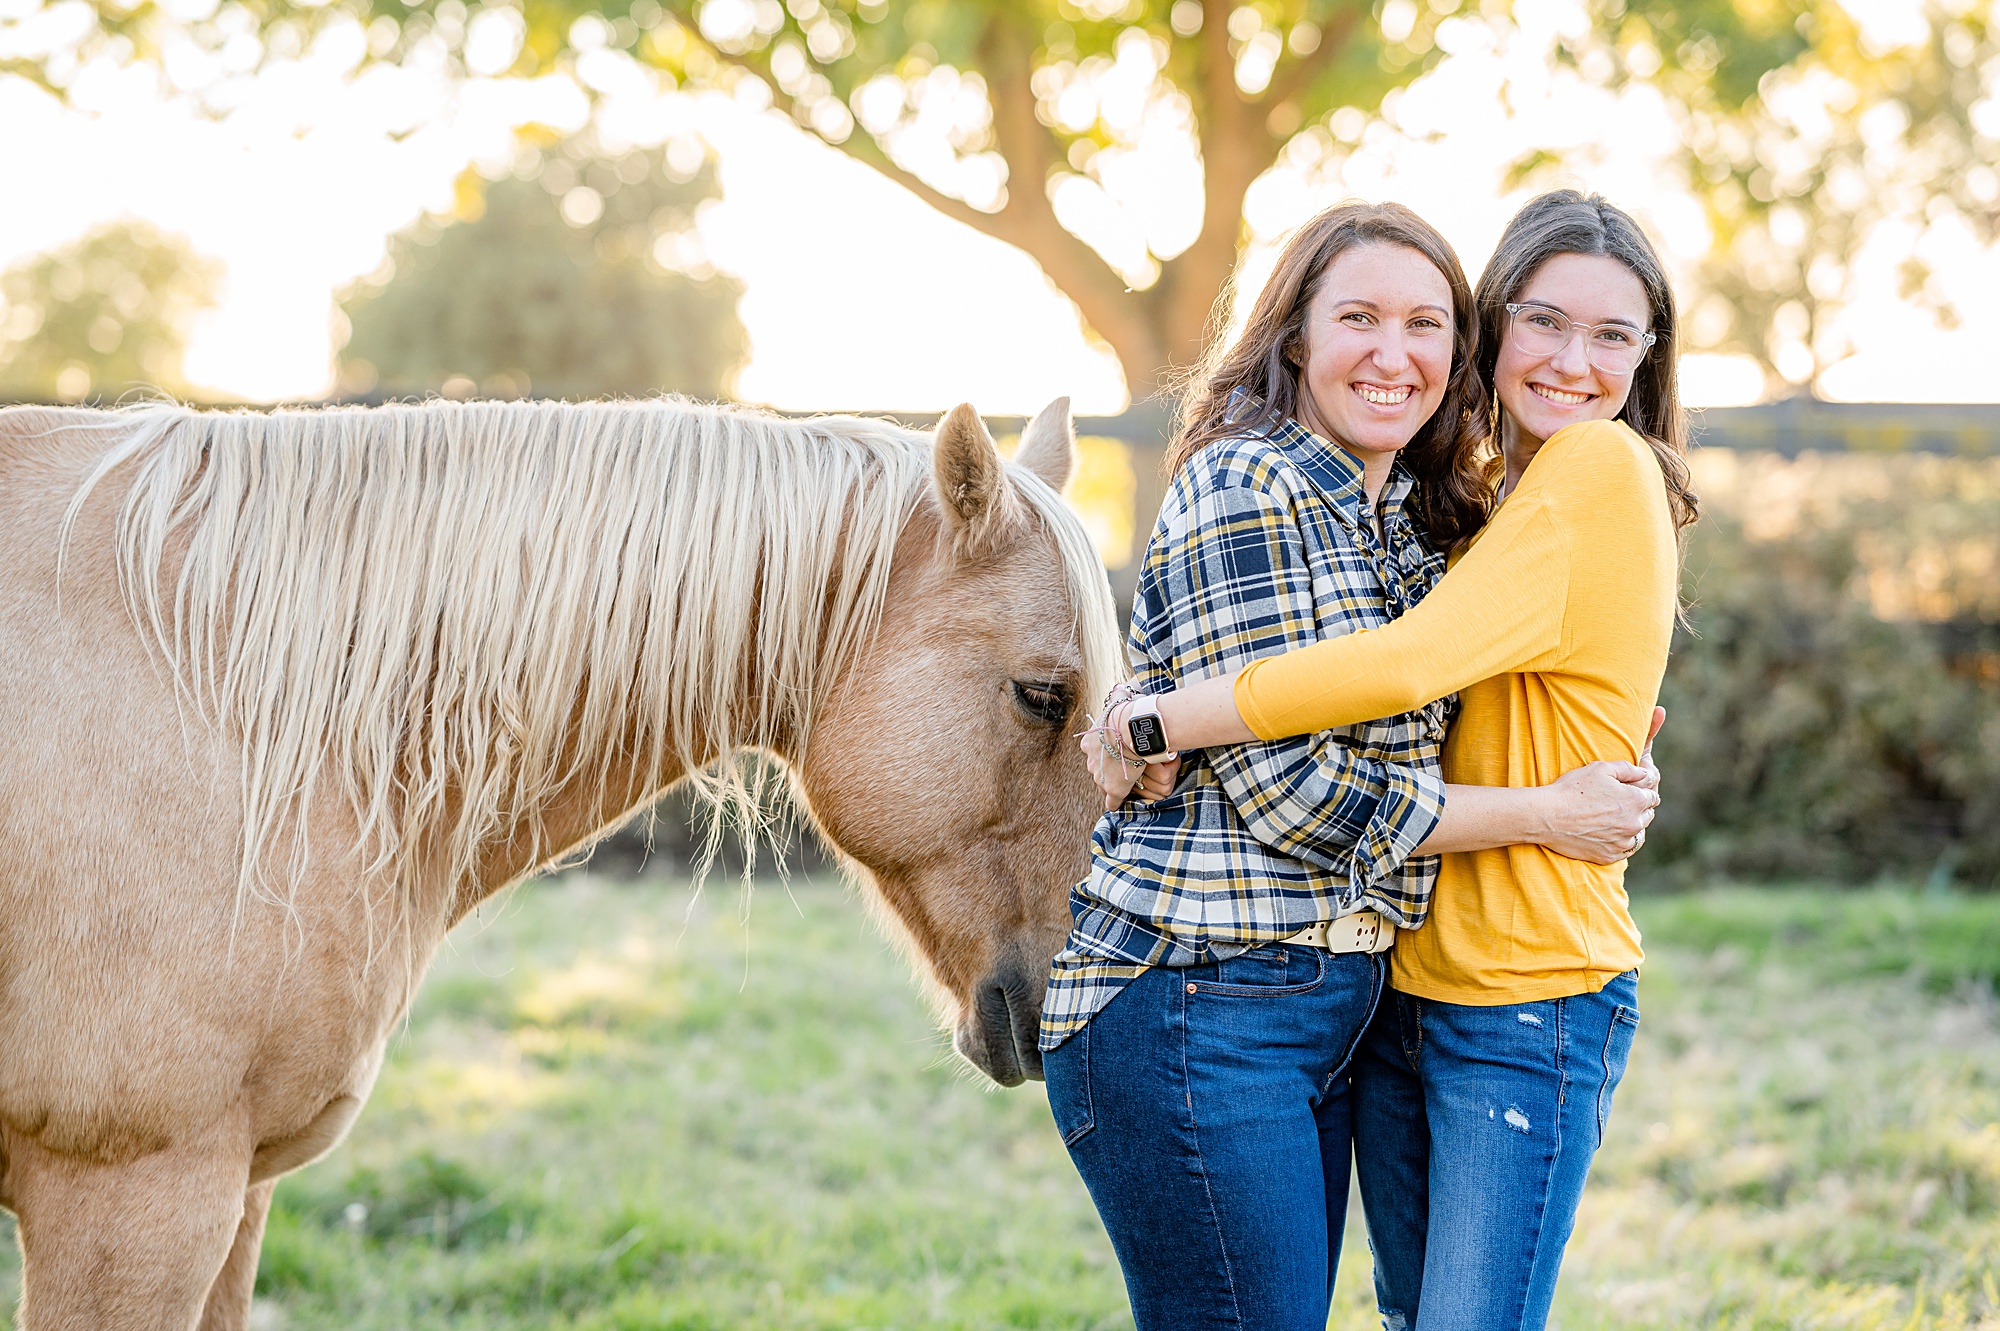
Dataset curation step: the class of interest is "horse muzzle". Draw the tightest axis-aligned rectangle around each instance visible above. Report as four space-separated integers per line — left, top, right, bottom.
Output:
954 961 1045 1087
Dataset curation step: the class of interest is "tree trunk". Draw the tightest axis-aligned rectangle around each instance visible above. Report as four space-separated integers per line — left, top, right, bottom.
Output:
658 2 1323 406
1067 1 1276 401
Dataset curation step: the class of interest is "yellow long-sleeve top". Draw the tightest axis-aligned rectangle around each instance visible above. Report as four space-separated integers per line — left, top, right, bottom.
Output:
1233 418 1678 1004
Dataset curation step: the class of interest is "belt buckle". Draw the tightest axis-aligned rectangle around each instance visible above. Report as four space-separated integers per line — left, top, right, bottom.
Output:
1285 910 1392 953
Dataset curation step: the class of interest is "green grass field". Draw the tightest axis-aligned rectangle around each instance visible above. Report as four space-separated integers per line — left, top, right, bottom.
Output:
3 879 1998 1329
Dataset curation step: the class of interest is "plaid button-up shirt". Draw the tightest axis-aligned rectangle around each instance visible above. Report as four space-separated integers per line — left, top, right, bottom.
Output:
1039 405 1454 1051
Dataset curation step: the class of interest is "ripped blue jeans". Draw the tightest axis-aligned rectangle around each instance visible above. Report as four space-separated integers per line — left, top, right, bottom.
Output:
1351 971 1641 1331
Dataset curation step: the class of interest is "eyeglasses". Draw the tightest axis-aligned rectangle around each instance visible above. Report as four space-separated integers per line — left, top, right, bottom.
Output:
1504 302 1656 374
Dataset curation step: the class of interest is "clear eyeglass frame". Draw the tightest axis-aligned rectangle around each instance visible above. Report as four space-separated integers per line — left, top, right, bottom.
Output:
1504 302 1657 374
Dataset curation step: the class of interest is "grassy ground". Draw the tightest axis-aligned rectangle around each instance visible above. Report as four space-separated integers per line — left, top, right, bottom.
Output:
1560 890 2000 1330
2 881 1998 1329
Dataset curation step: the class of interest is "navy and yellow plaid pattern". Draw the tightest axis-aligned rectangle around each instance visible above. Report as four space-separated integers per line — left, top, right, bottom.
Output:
1039 405 1454 1051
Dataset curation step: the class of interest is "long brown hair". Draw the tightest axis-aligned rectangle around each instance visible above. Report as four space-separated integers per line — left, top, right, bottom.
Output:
1474 190 1700 531
1168 201 1493 551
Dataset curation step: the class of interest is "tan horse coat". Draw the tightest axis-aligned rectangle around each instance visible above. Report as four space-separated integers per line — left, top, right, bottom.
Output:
0 396 1119 1330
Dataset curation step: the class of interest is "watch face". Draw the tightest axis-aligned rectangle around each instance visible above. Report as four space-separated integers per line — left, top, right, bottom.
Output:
1128 714 1168 757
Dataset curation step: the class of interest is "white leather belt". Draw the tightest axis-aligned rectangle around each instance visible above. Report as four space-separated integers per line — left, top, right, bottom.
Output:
1283 909 1394 954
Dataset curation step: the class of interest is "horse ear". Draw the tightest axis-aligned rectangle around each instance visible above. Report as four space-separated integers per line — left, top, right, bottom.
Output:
1014 396 1075 492
933 403 1014 545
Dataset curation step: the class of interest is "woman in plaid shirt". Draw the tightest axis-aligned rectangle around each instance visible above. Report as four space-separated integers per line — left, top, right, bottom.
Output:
1041 202 1657 1330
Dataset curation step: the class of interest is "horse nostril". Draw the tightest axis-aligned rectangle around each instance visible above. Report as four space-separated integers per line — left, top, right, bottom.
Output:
956 955 1046 1087
972 981 1026 1088
1006 982 1045 1083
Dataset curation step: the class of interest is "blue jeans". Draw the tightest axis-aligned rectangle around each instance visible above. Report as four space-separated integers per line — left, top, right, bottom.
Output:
1045 945 1385 1331
1351 971 1642 1331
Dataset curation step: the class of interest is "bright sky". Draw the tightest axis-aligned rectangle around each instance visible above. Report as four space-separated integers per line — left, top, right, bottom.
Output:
2 0 1995 413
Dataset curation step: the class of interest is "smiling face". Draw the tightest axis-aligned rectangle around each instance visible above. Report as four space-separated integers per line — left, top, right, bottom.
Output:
1292 242 1455 489
1494 251 1652 455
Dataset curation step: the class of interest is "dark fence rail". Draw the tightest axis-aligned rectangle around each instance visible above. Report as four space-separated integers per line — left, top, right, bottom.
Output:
1693 400 2000 456
11 393 1997 454
910 399 2000 454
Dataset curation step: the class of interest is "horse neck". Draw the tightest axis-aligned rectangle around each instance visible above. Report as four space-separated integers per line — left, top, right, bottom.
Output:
451 515 885 916
344 407 920 923
456 739 692 923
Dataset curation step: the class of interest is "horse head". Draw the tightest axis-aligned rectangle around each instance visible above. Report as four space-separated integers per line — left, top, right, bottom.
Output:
792 398 1123 1086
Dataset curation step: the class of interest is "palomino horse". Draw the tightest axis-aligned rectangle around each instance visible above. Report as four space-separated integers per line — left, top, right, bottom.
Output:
0 394 1122 1329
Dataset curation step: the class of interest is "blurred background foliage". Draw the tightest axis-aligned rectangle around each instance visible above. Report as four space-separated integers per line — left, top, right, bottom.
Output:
8 0 1997 401
0 219 220 402
1651 452 2000 888
337 132 745 401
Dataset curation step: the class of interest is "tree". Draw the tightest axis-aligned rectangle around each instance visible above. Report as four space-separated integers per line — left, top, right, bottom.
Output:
1556 0 1999 397
12 0 1996 402
633 0 1449 395
339 136 746 400
8 0 1456 398
0 220 221 403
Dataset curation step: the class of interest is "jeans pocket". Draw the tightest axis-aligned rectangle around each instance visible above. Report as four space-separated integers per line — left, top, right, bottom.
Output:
1190 946 1326 996
1046 1023 1096 1146
1596 1005 1641 1147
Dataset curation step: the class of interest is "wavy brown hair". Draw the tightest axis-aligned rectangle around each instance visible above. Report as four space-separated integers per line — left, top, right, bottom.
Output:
1474 190 1700 532
1167 201 1493 551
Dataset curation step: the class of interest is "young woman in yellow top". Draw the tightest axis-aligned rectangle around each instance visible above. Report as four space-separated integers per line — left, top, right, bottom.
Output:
1092 191 1698 1331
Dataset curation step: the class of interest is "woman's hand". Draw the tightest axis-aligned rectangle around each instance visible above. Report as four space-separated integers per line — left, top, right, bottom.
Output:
1639 705 1665 787
1533 761 1660 864
1080 727 1147 811
1079 672 1255 814
1415 708 1670 859
1081 741 1181 812
1136 756 1181 802
1081 698 1189 812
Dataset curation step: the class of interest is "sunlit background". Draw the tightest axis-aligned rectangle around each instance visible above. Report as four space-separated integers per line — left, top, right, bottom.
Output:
4 0 1998 412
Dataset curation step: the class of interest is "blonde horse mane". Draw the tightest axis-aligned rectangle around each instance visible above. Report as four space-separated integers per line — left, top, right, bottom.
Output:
60 396 1121 925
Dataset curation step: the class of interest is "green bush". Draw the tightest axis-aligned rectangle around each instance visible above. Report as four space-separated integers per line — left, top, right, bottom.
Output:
1647 452 2000 888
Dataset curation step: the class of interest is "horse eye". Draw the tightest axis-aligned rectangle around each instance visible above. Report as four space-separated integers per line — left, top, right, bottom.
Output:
1009 680 1071 725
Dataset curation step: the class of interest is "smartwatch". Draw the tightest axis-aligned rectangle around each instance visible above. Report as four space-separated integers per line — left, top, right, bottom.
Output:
1123 695 1174 760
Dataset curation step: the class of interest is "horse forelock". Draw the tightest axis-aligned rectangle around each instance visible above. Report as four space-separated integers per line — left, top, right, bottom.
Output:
62 396 1120 920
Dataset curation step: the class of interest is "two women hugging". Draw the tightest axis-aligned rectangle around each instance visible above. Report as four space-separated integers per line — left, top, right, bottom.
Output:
1041 190 1696 1331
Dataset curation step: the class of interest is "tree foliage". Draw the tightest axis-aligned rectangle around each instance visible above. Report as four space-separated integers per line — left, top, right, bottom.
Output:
8 0 1996 400
613 0 1438 394
6 0 1458 395
0 220 221 403
1558 0 1999 395
339 137 745 400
